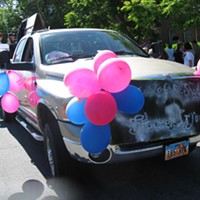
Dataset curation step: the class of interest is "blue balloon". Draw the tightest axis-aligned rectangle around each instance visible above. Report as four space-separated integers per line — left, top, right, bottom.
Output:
66 97 87 125
81 122 111 154
0 72 10 96
112 85 145 114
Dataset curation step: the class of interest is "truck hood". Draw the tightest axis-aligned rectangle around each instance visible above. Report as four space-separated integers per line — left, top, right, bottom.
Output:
38 56 200 145
43 56 195 80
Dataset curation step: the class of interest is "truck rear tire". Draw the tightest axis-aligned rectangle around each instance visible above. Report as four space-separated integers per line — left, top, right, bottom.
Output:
1 109 16 122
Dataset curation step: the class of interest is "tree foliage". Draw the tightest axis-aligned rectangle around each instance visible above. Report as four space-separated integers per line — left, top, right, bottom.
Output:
161 0 200 30
121 0 161 40
16 0 69 28
0 0 21 41
64 0 131 36
64 0 160 41
0 0 199 42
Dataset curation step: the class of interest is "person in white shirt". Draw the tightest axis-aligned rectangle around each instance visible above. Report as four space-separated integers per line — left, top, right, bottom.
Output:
165 44 175 61
183 42 194 67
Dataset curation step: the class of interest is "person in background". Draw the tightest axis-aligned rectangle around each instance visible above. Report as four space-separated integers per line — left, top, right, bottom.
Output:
7 33 17 58
165 43 175 61
7 32 17 45
148 40 164 58
192 40 200 66
183 42 194 67
160 43 168 60
174 43 184 64
0 33 3 44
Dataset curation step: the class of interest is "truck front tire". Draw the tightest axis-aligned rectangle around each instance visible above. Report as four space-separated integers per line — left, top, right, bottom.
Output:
44 121 77 177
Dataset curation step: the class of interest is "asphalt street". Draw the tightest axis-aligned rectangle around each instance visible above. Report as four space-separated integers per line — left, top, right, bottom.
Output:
0 118 58 199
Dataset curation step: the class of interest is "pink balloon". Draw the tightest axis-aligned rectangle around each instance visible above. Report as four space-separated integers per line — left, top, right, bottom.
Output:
28 91 40 106
64 68 101 98
1 92 19 113
197 59 200 71
24 76 37 91
194 71 200 76
97 58 131 93
93 50 117 73
7 70 24 92
85 91 117 125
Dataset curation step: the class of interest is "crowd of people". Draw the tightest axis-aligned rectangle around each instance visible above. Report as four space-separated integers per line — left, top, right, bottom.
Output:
164 40 200 67
142 39 200 68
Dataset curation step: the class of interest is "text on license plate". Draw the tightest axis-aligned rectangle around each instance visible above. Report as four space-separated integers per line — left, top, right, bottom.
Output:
165 140 189 161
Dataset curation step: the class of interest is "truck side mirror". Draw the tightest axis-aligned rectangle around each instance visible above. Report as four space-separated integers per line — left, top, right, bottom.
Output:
0 50 35 71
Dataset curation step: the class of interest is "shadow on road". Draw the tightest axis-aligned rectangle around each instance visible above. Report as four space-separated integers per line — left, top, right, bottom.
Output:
8 179 51 200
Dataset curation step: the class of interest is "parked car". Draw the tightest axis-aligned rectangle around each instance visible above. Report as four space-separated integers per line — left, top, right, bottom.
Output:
1 13 200 177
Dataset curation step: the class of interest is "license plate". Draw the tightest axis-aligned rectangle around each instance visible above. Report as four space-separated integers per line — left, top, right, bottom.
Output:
165 140 189 161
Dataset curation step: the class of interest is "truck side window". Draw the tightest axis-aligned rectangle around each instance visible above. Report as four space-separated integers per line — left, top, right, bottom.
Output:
22 38 33 62
12 38 27 62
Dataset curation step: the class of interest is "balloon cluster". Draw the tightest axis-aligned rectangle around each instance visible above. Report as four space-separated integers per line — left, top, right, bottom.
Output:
0 71 39 113
63 50 145 154
0 71 22 113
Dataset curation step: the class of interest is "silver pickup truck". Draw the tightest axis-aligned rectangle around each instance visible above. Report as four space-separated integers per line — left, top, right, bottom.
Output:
1 13 200 177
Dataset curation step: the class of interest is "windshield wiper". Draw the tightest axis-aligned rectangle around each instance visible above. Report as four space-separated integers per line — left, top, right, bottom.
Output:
71 54 95 59
113 51 135 55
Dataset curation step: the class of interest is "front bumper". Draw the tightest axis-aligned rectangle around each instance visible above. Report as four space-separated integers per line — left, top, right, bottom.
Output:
62 132 200 164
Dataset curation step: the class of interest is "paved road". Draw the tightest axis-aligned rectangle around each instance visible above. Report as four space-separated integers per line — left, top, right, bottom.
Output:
1 116 200 200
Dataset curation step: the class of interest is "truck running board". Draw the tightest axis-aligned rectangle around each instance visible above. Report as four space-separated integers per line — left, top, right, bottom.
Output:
15 115 44 141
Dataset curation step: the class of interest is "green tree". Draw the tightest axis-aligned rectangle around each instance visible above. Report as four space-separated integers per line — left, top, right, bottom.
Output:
0 0 200 44
161 0 200 30
64 0 162 41
16 0 70 28
64 0 136 39
121 0 161 41
64 0 120 28
0 0 21 41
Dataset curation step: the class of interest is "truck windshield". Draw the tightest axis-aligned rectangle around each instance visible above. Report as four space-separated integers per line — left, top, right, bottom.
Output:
40 30 149 65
